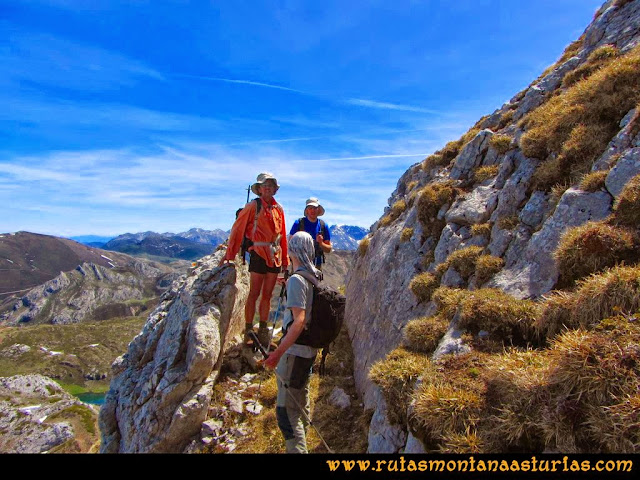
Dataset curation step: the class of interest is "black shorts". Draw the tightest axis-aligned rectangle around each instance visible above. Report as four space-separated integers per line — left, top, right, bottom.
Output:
248 251 281 275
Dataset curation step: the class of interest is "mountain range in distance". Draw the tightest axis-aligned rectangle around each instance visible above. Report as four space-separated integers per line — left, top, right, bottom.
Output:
70 225 369 259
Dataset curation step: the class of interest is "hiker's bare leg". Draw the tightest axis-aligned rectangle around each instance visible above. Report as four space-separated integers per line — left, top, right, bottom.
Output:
259 272 278 323
246 272 266 327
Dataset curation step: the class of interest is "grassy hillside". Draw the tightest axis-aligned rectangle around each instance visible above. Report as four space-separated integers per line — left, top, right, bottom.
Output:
0 316 147 395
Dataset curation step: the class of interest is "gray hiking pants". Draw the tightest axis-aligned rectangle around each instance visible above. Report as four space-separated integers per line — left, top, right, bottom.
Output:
275 351 315 453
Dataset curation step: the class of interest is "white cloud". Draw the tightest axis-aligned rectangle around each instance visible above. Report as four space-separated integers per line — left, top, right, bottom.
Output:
1 136 425 235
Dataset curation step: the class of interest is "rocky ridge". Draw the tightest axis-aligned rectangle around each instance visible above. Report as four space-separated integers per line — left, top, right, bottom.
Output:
0 374 98 453
99 251 250 453
346 0 640 453
1 260 175 326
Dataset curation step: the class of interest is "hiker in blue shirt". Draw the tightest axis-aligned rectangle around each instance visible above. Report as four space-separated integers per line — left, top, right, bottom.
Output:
289 198 332 269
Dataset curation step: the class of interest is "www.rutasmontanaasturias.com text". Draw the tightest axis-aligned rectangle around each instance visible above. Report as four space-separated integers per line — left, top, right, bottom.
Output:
325 456 633 474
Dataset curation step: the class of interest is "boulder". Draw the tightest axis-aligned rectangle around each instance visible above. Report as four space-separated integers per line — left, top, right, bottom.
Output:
98 251 249 453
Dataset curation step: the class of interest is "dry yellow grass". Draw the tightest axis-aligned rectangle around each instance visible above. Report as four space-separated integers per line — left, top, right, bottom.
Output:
456 288 538 346
561 44 619 88
431 286 466 318
412 382 483 443
473 165 500 183
358 236 370 257
482 349 549 451
569 265 640 329
403 314 450 354
489 134 513 155
437 245 484 280
416 181 457 227
379 199 407 228
409 272 439 303
400 227 413 242
521 45 640 191
474 255 505 287
409 352 488 451
554 221 638 287
496 109 515 130
535 291 576 341
497 214 519 231
579 170 608 192
471 222 492 238
369 348 433 425
612 173 640 227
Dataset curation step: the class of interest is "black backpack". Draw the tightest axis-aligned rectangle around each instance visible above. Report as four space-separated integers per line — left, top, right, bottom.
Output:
293 271 346 375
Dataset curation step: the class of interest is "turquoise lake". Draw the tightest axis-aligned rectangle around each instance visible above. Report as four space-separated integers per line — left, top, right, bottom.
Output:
75 392 106 405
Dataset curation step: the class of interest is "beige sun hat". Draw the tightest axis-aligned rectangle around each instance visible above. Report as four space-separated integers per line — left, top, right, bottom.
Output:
304 197 325 216
251 172 280 195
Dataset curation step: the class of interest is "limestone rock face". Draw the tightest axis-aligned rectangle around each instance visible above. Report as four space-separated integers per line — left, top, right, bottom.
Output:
0 374 95 453
346 210 435 408
606 148 640 198
2 261 169 326
98 251 249 453
344 0 640 454
450 129 493 180
491 188 612 299
366 388 407 453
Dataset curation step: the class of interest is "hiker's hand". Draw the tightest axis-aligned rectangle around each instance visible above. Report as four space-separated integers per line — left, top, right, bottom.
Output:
316 233 324 244
264 351 280 370
218 256 232 267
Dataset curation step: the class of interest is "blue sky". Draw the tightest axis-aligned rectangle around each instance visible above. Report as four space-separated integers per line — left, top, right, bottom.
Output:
1 0 604 236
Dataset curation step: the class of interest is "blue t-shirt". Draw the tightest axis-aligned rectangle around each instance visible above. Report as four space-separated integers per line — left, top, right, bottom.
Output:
289 217 331 266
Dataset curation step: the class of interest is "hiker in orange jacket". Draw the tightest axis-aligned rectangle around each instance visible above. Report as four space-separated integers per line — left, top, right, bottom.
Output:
220 172 288 346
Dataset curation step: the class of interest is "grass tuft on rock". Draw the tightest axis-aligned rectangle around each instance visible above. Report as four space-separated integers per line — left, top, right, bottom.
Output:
417 181 457 229
409 272 440 303
369 348 432 426
471 222 492 238
400 228 414 243
358 237 370 257
489 134 513 155
456 289 538 347
561 44 619 88
473 165 500 184
436 246 485 281
579 170 608 192
403 314 450 354
554 221 638 287
611 173 640 228
474 255 505 287
521 45 640 191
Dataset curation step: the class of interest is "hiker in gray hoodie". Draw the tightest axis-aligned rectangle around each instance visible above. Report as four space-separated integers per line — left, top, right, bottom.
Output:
264 231 322 453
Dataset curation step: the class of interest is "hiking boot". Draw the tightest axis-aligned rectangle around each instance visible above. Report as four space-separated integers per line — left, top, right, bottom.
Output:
243 327 255 346
257 325 270 348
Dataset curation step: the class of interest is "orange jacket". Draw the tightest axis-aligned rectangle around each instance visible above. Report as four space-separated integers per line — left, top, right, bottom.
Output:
225 197 288 268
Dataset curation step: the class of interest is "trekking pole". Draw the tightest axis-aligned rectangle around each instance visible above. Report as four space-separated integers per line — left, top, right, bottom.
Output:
247 330 334 453
266 269 289 354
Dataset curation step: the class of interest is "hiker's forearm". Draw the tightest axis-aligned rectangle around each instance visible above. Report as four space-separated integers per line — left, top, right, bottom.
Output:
273 308 305 356
319 240 332 253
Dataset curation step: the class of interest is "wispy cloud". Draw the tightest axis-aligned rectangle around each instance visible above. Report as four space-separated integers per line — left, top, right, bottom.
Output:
3 31 163 91
347 98 441 115
173 72 445 116
0 136 424 235
172 73 308 94
291 153 428 163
